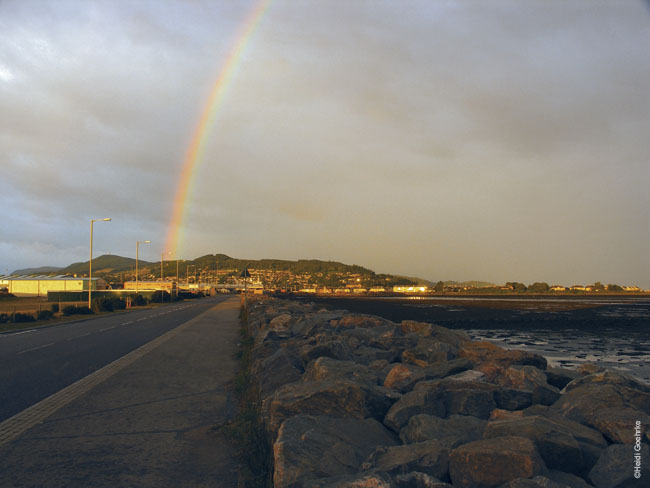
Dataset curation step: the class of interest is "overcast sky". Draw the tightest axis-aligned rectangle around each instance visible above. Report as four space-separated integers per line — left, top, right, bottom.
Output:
1 0 649 287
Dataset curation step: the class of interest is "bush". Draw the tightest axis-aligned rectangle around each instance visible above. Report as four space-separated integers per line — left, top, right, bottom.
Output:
0 313 9 323
37 310 55 321
13 312 36 323
131 294 147 306
111 297 126 310
62 305 76 316
62 305 94 316
151 290 171 303
98 298 114 312
51 303 59 313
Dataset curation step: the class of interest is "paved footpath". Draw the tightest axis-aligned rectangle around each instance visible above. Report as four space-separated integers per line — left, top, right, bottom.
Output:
0 297 242 487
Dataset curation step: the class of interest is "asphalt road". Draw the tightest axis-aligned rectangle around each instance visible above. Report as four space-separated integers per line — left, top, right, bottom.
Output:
0 295 228 422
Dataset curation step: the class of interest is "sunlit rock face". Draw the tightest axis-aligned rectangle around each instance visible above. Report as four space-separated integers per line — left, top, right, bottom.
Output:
245 298 650 487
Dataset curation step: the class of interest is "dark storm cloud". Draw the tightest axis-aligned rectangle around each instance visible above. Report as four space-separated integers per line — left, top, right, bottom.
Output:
1 0 649 287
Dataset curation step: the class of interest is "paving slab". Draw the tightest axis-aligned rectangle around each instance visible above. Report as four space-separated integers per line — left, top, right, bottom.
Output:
0 297 242 487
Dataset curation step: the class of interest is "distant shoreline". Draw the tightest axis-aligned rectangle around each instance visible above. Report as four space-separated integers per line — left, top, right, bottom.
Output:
281 292 650 312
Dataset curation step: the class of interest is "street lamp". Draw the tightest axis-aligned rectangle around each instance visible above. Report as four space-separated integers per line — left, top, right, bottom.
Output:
89 218 111 309
161 251 171 301
136 240 150 294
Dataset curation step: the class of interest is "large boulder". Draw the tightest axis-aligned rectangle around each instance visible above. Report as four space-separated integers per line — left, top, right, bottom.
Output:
562 371 650 396
398 322 471 348
291 312 345 337
552 382 650 429
449 436 549 488
547 470 596 488
383 359 472 393
384 390 444 433
385 377 537 432
589 407 650 445
305 473 393 488
399 414 487 447
483 416 589 475
269 313 293 331
458 341 547 370
495 365 561 406
264 379 393 439
588 443 649 488
273 415 398 488
333 315 392 330
497 476 575 487
301 340 354 365
303 357 378 386
393 472 454 488
363 441 451 481
255 347 303 399
544 368 583 390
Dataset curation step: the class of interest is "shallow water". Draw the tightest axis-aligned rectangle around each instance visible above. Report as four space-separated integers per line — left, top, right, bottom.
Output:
305 296 650 384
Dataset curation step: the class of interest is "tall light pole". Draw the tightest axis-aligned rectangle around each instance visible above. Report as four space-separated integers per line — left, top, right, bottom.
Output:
176 258 180 299
161 251 171 301
89 218 111 309
136 240 150 294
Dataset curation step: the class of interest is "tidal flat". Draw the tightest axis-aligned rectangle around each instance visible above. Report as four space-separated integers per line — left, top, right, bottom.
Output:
302 295 650 383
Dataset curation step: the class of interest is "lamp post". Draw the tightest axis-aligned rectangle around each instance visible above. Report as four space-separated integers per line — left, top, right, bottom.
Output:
136 240 150 294
175 259 180 299
161 251 171 301
89 218 111 309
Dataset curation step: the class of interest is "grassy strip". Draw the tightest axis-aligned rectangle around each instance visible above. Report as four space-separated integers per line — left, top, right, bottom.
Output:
218 305 272 488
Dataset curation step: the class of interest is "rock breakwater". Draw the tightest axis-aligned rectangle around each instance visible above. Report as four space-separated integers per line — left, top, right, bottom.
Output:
246 298 650 488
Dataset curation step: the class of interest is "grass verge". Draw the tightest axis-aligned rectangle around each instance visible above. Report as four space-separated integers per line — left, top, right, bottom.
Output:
217 304 272 488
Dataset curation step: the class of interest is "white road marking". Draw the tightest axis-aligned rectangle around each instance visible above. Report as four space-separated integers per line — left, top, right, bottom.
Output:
99 326 115 332
121 321 133 325
4 330 36 337
17 343 55 355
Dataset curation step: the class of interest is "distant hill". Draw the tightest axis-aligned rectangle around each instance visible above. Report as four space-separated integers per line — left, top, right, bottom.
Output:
15 253 488 287
60 255 153 275
443 280 496 288
192 254 375 275
394 275 435 286
461 280 496 288
11 265 63 275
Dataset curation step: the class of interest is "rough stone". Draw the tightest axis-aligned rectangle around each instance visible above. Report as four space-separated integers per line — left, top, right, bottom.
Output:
264 379 393 439
383 359 472 393
588 443 649 488
552 383 650 428
589 407 650 444
364 441 450 481
399 414 487 447
334 315 391 330
384 390 444 433
490 409 525 421
545 368 582 390
255 347 303 399
483 416 586 475
303 357 378 386
497 476 571 488
305 473 393 488
301 340 354 365
576 363 604 376
561 370 650 396
458 341 547 370
449 436 549 488
394 472 454 488
269 313 293 331
273 415 398 488
547 470 595 488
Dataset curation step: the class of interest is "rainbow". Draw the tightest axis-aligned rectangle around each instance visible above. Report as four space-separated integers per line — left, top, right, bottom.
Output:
164 0 271 256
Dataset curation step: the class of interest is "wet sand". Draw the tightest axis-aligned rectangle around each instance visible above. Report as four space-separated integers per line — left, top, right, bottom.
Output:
300 295 650 384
